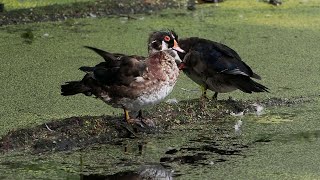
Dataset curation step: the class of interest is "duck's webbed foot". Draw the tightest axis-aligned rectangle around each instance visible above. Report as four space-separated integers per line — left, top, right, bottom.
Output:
123 109 155 128
135 110 156 128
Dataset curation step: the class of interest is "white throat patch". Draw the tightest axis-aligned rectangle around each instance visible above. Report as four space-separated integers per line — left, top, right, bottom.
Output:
161 40 169 50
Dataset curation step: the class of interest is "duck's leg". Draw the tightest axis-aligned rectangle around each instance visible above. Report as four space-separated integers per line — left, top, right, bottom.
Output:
136 110 155 127
121 106 155 128
136 110 143 119
212 92 218 100
123 108 131 123
199 85 208 109
200 85 208 99
121 107 140 136
122 106 137 124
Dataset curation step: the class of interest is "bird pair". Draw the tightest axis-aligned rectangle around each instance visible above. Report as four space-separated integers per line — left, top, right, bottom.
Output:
61 30 268 124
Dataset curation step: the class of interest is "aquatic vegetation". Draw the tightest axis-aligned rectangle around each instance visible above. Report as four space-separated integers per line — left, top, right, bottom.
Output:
1 0 320 179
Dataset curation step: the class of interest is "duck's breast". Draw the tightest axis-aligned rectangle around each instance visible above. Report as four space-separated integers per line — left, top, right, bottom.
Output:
120 52 180 111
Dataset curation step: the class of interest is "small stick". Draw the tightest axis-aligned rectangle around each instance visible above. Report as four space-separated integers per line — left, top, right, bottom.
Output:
45 123 54 132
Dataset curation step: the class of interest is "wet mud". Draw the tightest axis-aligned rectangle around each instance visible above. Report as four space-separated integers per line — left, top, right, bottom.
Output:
0 96 312 154
0 0 179 26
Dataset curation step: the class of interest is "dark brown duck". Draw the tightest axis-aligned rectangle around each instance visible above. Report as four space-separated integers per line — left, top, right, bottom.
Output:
176 36 269 99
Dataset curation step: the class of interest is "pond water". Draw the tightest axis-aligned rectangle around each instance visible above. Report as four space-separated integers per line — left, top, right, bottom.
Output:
0 97 319 179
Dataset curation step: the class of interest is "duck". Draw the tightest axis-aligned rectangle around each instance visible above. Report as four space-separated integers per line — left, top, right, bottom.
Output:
61 30 184 124
175 36 269 100
268 0 282 6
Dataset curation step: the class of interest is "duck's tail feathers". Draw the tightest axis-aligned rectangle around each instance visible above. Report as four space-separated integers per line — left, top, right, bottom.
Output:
84 46 117 62
252 73 261 80
61 81 92 96
235 77 269 93
79 66 94 72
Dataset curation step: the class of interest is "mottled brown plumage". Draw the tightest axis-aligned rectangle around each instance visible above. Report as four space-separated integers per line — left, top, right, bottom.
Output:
61 31 183 124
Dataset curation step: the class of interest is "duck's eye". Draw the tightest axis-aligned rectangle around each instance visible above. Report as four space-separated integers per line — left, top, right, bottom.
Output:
164 35 171 42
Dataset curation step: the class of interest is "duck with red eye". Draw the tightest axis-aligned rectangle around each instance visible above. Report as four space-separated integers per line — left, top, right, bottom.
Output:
61 30 185 126
148 31 185 65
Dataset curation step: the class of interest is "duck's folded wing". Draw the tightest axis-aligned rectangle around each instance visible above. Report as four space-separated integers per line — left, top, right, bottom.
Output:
84 46 146 62
209 42 242 60
84 46 120 62
83 46 147 86
198 42 262 79
197 47 256 78
117 56 147 85
207 55 262 79
80 58 147 86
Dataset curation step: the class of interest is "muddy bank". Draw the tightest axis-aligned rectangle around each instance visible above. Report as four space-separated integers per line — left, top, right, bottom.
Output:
0 0 180 26
0 96 312 153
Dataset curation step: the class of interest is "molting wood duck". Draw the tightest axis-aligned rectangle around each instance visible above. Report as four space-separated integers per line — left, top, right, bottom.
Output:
176 37 269 99
61 31 184 124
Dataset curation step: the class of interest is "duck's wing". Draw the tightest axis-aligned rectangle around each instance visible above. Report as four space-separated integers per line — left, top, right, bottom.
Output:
116 56 147 86
196 39 260 79
81 46 147 86
205 50 261 79
84 46 120 62
84 46 146 62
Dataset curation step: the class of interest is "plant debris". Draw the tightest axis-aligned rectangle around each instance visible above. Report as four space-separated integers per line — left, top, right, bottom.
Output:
0 96 312 153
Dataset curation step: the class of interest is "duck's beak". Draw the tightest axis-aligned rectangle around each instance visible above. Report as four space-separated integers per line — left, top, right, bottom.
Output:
172 40 185 53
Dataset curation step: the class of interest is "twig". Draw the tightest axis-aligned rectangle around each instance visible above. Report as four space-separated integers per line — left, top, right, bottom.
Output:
45 123 54 132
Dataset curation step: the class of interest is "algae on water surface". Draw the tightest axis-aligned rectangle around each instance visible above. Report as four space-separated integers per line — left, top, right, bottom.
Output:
1 0 320 179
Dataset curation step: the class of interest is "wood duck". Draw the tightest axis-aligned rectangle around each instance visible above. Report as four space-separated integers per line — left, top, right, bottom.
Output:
176 36 269 99
61 30 184 124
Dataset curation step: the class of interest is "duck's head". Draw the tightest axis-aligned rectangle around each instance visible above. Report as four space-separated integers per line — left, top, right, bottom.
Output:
148 30 185 64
